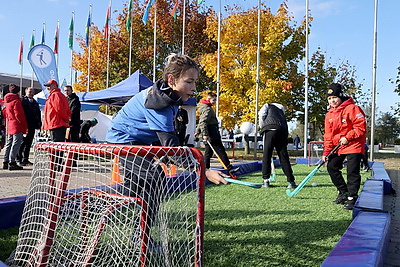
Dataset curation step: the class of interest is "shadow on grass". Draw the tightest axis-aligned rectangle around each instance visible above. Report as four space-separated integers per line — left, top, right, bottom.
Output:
204 210 349 266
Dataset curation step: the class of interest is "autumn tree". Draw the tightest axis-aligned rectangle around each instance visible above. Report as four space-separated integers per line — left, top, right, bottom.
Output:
72 0 216 94
375 112 400 145
199 2 307 130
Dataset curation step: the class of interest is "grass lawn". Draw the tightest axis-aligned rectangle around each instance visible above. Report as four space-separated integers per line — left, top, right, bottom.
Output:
0 164 372 266
203 164 372 266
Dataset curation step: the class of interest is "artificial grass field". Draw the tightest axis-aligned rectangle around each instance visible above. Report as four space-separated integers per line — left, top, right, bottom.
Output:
0 164 371 266
203 164 371 266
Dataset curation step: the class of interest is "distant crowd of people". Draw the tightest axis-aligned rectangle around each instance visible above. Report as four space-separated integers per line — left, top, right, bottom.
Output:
0 82 98 171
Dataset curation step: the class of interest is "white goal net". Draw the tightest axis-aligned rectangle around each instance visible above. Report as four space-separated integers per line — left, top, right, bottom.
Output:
10 142 205 267
308 141 324 166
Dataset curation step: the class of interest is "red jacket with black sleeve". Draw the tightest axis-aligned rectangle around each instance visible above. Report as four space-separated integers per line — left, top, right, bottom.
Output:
323 97 366 156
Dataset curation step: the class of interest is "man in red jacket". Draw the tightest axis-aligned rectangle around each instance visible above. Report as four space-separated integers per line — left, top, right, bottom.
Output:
2 83 28 170
42 80 71 142
322 83 367 210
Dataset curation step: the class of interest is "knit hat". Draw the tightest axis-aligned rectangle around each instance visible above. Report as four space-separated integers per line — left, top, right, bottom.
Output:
326 83 343 97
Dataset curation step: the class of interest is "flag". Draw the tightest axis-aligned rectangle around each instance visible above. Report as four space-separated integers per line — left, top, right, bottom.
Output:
18 39 23 65
54 22 59 54
86 9 91 47
68 13 74 50
29 31 35 49
142 0 155 25
171 0 179 19
104 1 111 38
197 0 204 5
126 0 133 32
41 23 45 44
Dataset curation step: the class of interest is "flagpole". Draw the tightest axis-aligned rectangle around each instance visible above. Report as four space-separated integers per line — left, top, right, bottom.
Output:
87 4 92 92
181 0 186 55
303 0 309 158
31 29 35 87
106 0 112 89
152 2 157 82
216 0 221 117
370 0 378 161
253 0 261 158
70 12 75 85
20 35 24 95
128 25 133 76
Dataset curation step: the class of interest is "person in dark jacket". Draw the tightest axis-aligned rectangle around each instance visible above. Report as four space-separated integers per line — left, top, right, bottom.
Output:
17 87 41 165
195 92 239 175
2 84 28 170
174 105 189 146
79 118 98 143
64 85 81 142
258 102 296 188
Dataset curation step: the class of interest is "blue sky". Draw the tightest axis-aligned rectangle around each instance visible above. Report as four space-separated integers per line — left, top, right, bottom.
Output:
0 0 398 114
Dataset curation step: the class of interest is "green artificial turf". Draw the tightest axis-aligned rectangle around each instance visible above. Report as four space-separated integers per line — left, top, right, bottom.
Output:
203 164 371 266
0 164 371 266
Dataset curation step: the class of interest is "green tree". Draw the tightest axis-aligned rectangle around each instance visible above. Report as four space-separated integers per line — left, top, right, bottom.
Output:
375 112 400 145
302 48 366 140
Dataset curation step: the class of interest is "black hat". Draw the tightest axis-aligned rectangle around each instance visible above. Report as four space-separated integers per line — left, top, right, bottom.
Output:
326 83 343 97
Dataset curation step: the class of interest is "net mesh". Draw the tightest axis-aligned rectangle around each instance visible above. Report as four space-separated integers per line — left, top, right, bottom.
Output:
11 142 205 267
308 141 324 166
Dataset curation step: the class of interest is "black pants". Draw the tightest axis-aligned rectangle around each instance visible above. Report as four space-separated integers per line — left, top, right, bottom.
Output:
261 129 295 183
327 153 363 197
50 127 67 142
204 125 231 169
68 125 80 143
18 128 35 162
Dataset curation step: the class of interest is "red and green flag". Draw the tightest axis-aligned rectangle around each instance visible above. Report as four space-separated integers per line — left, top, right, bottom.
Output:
104 1 111 39
18 38 23 65
171 0 179 20
126 0 133 32
68 13 74 50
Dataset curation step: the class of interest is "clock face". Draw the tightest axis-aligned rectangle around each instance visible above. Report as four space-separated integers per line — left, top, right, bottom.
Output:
30 46 52 69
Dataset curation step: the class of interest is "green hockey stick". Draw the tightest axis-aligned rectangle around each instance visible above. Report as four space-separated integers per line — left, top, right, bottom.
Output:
224 177 263 189
286 144 340 197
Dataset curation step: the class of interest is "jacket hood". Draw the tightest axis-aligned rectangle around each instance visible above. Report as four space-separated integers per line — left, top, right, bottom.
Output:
4 93 20 103
329 97 354 111
144 80 182 110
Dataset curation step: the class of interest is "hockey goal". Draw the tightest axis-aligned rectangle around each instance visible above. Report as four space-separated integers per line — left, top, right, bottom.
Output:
10 142 205 267
307 141 324 166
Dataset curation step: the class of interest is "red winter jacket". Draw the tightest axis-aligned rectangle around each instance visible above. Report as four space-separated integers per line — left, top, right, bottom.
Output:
42 88 71 130
323 97 366 156
3 93 28 135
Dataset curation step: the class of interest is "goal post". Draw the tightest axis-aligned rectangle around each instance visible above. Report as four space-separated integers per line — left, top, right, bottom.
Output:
10 142 205 267
307 141 324 166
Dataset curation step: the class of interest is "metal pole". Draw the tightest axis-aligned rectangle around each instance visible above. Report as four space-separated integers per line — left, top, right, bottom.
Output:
253 0 261 159
128 14 133 76
106 0 112 89
152 2 157 82
370 0 378 161
303 0 309 158
181 0 186 55
216 0 221 118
